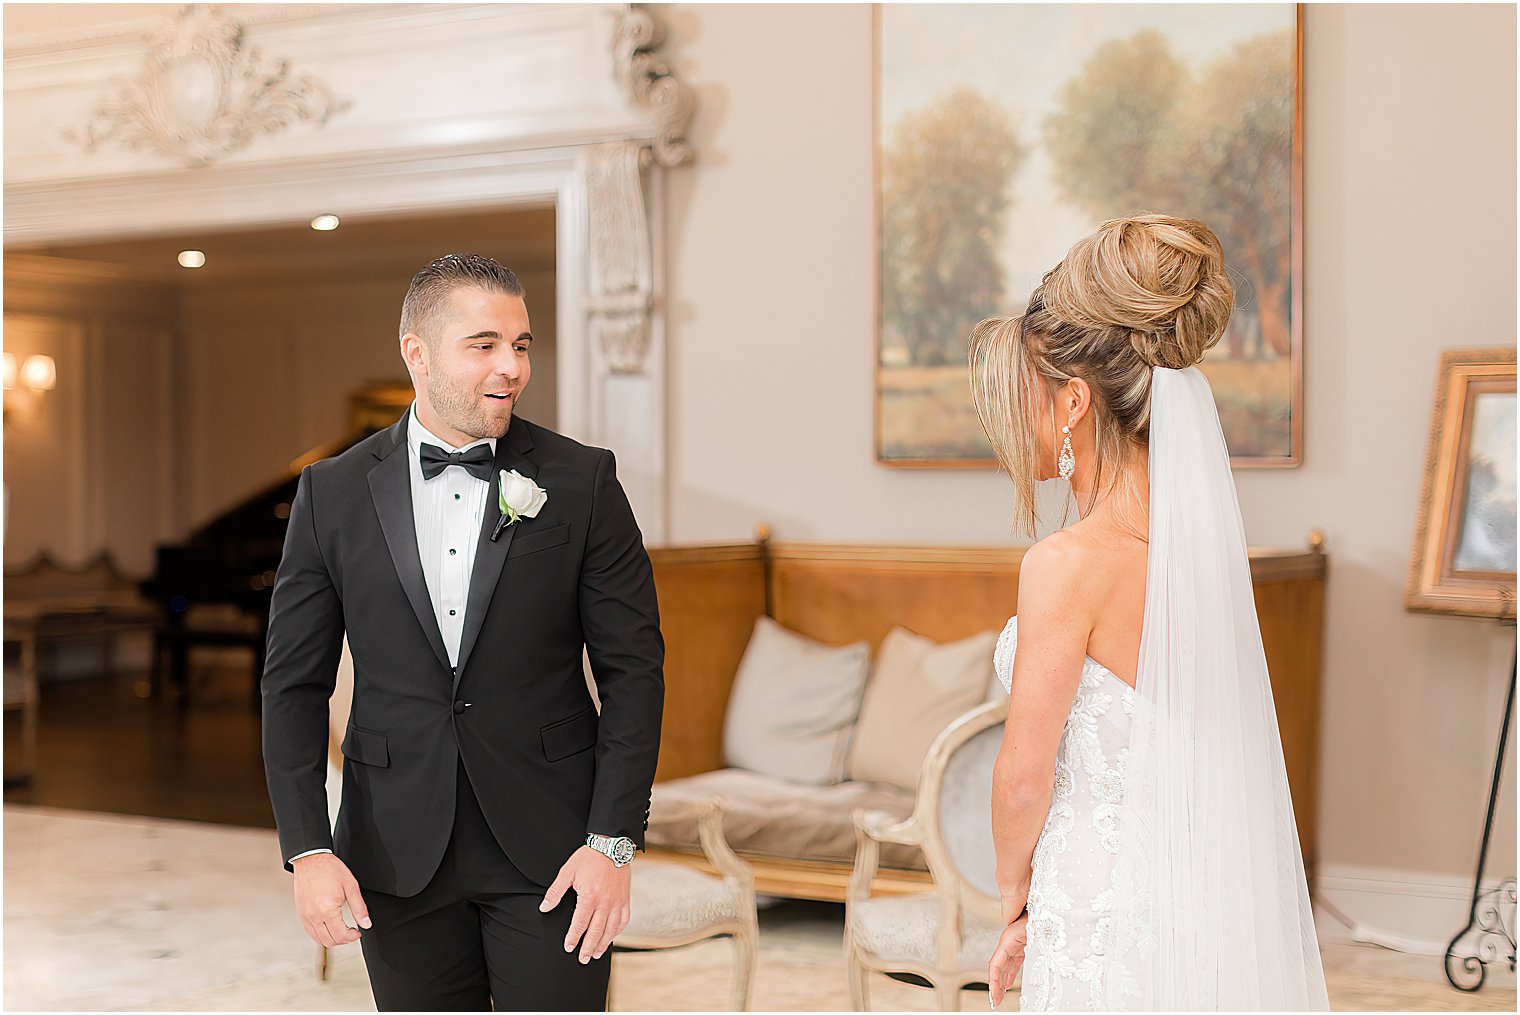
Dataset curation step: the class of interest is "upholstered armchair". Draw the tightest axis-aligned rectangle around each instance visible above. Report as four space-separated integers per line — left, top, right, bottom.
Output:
615 798 759 1010
845 701 1010 1011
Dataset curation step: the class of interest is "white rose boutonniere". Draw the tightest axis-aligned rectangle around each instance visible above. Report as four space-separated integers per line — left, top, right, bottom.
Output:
491 468 548 541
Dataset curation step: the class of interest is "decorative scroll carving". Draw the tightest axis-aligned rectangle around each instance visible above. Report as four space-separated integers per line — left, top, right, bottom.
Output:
67 5 350 166
613 6 693 168
587 141 653 375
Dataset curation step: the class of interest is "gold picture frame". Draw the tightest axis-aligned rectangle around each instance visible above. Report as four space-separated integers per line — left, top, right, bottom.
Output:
1406 348 1517 619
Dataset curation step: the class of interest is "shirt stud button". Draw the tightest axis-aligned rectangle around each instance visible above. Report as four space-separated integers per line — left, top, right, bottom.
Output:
454 493 461 500
449 548 457 556
449 609 457 616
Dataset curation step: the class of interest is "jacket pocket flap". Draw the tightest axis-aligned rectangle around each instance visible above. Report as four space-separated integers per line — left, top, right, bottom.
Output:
541 708 598 762
341 724 390 768
508 522 571 558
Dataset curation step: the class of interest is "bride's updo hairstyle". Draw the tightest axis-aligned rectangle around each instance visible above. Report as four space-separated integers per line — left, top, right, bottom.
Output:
969 213 1235 535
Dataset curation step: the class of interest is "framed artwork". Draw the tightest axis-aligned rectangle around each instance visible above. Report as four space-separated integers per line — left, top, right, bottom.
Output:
875 4 1304 468
1406 348 1517 619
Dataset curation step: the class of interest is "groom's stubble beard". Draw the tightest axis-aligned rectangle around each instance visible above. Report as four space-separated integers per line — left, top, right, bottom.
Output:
426 370 514 442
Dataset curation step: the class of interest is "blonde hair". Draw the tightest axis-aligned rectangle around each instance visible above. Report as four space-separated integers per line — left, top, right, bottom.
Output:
969 214 1235 536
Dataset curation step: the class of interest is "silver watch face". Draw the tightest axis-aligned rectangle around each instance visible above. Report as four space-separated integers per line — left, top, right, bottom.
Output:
610 837 636 866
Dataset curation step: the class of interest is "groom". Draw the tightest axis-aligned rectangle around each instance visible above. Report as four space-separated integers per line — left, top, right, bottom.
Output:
261 253 664 1010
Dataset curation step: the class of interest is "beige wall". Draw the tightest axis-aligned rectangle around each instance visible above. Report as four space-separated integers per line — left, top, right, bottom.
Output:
660 0 1517 900
3 267 181 574
179 276 408 525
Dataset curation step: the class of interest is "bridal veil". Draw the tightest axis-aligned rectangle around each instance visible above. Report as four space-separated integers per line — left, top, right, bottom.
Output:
1100 365 1330 1009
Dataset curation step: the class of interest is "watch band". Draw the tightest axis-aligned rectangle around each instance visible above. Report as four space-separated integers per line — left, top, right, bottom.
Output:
586 833 636 867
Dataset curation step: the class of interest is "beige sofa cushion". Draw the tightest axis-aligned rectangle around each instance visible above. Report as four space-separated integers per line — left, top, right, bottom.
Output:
648 767 925 872
847 626 998 792
722 616 871 785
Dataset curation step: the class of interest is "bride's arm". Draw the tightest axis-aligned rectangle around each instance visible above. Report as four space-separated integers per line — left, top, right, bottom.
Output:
992 536 1092 923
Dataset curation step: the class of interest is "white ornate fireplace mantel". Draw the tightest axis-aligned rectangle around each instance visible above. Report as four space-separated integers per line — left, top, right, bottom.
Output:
4 2 690 539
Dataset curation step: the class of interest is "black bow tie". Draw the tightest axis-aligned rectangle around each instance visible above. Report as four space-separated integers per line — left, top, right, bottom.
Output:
419 442 495 482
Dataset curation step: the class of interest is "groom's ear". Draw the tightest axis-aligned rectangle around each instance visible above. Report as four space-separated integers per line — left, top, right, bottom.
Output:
400 331 430 378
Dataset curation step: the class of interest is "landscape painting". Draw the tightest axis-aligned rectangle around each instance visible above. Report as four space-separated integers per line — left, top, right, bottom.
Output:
877 4 1302 466
1451 389 1517 576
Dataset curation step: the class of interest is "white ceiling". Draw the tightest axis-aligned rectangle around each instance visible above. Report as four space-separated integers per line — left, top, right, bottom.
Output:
5 204 557 286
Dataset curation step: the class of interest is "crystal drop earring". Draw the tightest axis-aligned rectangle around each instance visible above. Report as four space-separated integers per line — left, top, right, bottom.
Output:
1058 424 1075 480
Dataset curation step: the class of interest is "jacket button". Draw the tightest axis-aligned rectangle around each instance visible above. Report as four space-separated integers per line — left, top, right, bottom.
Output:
453 700 468 714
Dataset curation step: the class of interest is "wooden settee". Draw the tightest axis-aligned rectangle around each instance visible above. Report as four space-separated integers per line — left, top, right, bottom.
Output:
645 530 1328 903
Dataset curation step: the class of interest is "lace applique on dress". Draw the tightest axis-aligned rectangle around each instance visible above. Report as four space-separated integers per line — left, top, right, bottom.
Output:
992 617 1140 1011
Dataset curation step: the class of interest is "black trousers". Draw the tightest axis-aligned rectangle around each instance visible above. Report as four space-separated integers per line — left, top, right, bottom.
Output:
358 760 610 1011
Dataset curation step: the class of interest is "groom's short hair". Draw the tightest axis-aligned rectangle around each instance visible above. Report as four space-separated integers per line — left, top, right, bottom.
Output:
400 253 524 345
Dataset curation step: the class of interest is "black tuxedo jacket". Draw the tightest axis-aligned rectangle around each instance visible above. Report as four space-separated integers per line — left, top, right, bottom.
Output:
261 412 664 897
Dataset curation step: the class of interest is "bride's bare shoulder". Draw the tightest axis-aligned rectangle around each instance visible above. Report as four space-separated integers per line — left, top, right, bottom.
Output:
1021 527 1104 572
1017 528 1112 617
1017 530 1089 597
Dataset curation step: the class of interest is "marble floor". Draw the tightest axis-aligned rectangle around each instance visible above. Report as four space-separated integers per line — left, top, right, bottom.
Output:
5 805 1515 1012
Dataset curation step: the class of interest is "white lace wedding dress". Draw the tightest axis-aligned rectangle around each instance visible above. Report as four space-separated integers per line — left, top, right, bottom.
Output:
987 369 1328 1011
994 615 1148 1011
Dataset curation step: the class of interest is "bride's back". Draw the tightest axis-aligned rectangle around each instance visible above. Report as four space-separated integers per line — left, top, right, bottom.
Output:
1038 518 1147 688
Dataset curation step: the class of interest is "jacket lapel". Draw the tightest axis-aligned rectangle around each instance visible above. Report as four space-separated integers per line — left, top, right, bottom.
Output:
453 417 536 690
367 413 452 673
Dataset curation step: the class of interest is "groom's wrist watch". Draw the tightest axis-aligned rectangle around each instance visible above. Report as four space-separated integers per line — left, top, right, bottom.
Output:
586 833 637 868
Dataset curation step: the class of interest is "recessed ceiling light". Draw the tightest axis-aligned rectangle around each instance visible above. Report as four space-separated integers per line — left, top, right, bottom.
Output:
178 250 206 269
310 214 341 231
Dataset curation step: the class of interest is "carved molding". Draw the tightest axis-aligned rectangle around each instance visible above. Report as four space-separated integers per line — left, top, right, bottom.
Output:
613 6 693 168
66 5 350 167
586 141 654 376
3 4 360 58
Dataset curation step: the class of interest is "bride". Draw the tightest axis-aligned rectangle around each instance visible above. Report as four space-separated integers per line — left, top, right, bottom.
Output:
971 215 1329 1011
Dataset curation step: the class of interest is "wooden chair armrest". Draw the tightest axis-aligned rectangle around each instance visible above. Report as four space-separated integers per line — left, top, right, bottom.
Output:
646 796 754 884
848 808 921 905
853 808 922 846
692 798 753 887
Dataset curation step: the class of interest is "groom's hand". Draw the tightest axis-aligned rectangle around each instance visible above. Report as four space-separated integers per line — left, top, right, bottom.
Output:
292 853 371 948
539 845 631 964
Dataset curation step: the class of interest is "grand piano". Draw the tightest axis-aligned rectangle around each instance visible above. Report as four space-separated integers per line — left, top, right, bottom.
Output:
140 384 413 706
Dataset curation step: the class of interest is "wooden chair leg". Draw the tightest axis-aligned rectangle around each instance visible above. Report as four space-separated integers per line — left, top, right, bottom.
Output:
729 929 756 1011
933 978 959 1011
846 950 870 1011
315 942 329 981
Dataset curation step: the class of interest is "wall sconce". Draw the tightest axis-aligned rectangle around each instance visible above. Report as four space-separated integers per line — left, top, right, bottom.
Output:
19 354 56 392
3 352 58 424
